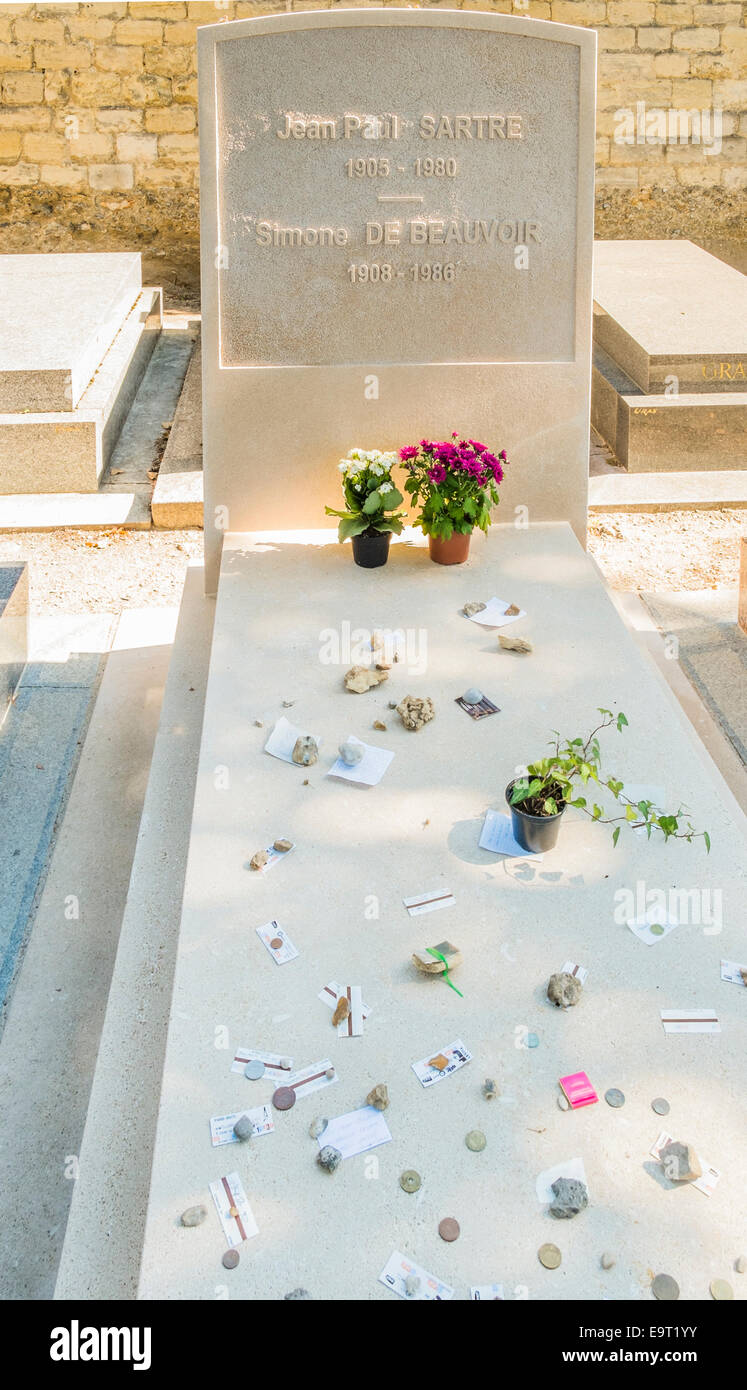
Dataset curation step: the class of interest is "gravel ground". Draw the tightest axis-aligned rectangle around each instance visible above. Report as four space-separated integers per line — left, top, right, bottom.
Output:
0 509 742 617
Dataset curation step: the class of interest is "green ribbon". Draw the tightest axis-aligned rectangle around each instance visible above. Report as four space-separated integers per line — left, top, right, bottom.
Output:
426 947 464 998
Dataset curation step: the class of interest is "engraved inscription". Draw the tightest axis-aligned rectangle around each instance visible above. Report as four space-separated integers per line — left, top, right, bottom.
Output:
276 112 524 140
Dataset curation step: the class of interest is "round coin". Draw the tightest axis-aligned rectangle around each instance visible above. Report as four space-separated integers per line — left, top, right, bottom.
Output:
605 1088 625 1109
652 1098 670 1116
710 1279 733 1301
538 1244 562 1270
399 1169 421 1194
652 1273 679 1301
244 1059 265 1080
438 1218 460 1243
222 1249 240 1270
270 937 283 950
272 1086 296 1111
465 1130 487 1152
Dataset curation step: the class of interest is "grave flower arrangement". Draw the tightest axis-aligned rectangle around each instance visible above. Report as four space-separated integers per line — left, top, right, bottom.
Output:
325 449 406 568
506 708 710 854
399 434 509 565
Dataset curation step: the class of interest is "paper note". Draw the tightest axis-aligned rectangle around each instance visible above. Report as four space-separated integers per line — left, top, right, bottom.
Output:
660 1008 720 1034
231 1047 293 1076
411 1038 472 1088
317 1106 392 1161
627 909 678 946
209 1171 258 1247
536 1157 587 1205
318 981 370 1037
560 960 588 984
284 1058 339 1100
403 888 455 916
559 1071 598 1109
650 1132 721 1197
470 1284 505 1300
378 1250 454 1302
256 920 299 965
327 734 394 787
479 809 543 860
465 597 526 628
255 840 295 874
209 1106 273 1147
720 959 746 986
264 716 321 765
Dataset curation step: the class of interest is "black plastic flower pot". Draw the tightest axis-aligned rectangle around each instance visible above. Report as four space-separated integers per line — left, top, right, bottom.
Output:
351 529 391 569
505 778 567 853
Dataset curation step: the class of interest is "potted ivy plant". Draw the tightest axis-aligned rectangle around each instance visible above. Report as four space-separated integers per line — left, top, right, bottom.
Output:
325 449 406 568
398 434 509 565
507 708 710 854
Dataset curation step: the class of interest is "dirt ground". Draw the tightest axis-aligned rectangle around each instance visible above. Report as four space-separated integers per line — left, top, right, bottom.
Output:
0 509 742 617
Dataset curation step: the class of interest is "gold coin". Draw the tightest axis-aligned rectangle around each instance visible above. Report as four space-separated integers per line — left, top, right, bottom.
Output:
538 1243 561 1269
710 1279 733 1301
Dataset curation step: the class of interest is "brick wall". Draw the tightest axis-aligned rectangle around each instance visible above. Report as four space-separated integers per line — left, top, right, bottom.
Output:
0 0 744 258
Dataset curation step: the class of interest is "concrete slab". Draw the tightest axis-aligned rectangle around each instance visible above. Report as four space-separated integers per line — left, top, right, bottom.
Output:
0 289 161 496
593 241 747 395
0 563 27 723
0 490 152 531
139 524 746 1302
152 339 204 529
0 253 142 413
0 605 180 1299
592 346 747 474
55 569 215 1300
589 470 747 513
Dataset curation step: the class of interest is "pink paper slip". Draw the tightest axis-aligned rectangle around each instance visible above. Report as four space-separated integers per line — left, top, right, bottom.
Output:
559 1071 598 1109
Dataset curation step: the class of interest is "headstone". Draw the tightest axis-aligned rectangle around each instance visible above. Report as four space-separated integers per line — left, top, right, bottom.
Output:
198 9 596 591
592 241 747 472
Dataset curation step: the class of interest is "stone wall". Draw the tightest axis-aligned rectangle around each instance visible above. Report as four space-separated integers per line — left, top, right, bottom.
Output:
0 0 744 261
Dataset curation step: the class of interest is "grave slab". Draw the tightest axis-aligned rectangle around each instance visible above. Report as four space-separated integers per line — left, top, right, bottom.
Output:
593 241 747 396
138 524 745 1302
0 563 27 721
0 253 142 414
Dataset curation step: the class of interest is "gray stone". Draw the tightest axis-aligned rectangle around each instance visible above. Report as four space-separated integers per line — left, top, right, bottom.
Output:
366 1083 389 1111
197 10 596 591
339 740 364 766
482 1079 498 1101
463 602 486 617
735 1256 746 1274
284 1288 312 1299
463 688 484 705
659 1140 702 1183
547 971 583 1008
405 1274 421 1298
601 1252 616 1270
292 735 318 766
549 1177 588 1219
309 1116 328 1139
180 1205 207 1227
317 1145 343 1174
233 1114 254 1141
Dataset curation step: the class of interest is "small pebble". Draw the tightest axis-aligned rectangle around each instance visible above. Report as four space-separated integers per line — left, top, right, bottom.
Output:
222 1249 240 1270
249 850 268 871
463 601 486 616
180 1205 207 1228
404 1274 421 1298
526 1032 539 1049
735 1255 747 1274
482 1078 498 1101
366 1083 389 1111
338 740 364 767
557 1094 571 1111
282 699 295 707
373 720 387 731
309 1116 328 1139
279 1056 292 1070
463 687 483 705
233 1114 254 1142
273 838 293 853
317 1145 343 1174
254 719 264 727
601 1252 616 1270
325 1066 336 1080
284 1288 312 1300
465 1129 487 1152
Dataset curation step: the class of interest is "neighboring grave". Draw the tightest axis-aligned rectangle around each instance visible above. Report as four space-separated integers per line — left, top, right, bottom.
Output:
198 9 596 591
0 564 27 721
592 242 747 473
0 255 161 495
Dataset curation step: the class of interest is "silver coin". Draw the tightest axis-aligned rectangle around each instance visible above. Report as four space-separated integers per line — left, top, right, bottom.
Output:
652 1273 679 1301
244 1059 265 1080
652 1097 670 1116
605 1088 625 1109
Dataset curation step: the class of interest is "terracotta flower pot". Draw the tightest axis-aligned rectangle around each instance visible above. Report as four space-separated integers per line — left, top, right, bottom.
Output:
428 530 472 565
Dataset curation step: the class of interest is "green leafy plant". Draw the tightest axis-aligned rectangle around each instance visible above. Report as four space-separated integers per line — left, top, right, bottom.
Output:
510 709 710 850
398 435 508 541
325 449 406 542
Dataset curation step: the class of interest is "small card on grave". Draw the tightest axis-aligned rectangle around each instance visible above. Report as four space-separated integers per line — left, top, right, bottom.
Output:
720 959 747 986
264 715 321 765
378 1250 454 1302
210 1105 274 1146
318 980 370 1037
470 1284 504 1300
256 920 299 965
209 1171 259 1247
660 1008 720 1034
560 960 588 984
464 597 526 628
327 734 394 787
403 888 455 916
231 1046 293 1076
455 693 500 720
412 1038 472 1088
317 1106 392 1161
284 1058 339 1100
479 809 542 860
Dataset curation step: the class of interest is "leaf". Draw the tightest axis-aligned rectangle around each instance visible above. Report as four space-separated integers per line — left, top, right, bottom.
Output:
616 712 628 731
544 796 558 816
510 781 530 804
570 796 586 809
612 826 620 847
704 831 711 854
625 804 637 822
384 487 403 509
338 516 369 541
363 490 381 514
